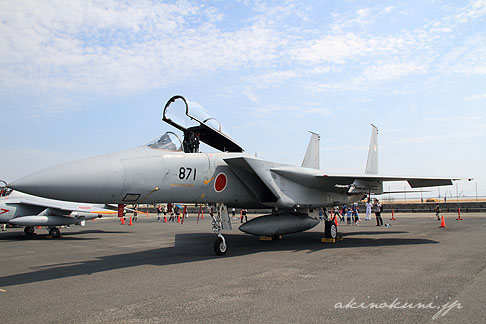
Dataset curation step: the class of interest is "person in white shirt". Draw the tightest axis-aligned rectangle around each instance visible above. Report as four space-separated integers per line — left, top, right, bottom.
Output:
365 199 372 221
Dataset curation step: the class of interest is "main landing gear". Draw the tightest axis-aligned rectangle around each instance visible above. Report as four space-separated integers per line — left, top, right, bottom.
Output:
23 226 61 238
49 227 61 238
24 226 35 236
324 220 338 239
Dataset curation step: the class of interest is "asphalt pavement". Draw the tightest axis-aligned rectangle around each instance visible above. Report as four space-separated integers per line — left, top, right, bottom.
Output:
0 212 484 324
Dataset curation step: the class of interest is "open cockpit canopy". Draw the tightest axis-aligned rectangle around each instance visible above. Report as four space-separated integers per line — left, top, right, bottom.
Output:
162 95 244 153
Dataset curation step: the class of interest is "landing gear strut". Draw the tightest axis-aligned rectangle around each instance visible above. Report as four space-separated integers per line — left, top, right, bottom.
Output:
49 227 61 238
210 205 227 256
24 226 35 236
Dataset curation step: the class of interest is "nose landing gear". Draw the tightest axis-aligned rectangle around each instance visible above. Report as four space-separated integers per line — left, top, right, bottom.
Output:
210 204 231 256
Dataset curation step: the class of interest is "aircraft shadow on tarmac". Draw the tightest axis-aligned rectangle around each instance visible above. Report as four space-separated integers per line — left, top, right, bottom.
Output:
342 231 409 236
0 230 130 241
0 231 438 288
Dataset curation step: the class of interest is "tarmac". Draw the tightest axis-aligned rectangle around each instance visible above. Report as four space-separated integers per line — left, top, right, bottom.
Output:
0 212 485 324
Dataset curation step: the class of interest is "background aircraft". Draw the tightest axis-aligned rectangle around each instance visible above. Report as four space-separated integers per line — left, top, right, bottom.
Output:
0 187 123 238
8 96 460 254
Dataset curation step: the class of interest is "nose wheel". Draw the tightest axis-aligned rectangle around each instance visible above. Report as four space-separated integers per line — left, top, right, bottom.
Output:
214 235 227 255
210 204 229 256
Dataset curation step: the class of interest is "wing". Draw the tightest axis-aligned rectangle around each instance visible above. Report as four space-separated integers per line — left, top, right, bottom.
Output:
225 156 460 208
271 166 459 190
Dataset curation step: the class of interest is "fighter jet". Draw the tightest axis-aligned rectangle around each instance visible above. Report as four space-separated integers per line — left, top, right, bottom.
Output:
8 96 459 254
0 187 120 238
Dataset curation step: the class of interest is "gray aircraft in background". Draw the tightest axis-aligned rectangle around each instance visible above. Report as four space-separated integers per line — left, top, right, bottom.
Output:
0 180 141 238
0 189 114 238
9 96 460 254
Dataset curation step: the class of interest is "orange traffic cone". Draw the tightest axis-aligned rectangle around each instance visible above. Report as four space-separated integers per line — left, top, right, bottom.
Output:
129 217 133 226
121 217 125 225
456 208 463 220
177 213 180 223
334 215 339 227
201 209 204 219
164 214 167 223
439 215 446 228
390 209 396 220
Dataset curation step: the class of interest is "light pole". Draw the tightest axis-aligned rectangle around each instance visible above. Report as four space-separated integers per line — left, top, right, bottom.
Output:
476 182 478 202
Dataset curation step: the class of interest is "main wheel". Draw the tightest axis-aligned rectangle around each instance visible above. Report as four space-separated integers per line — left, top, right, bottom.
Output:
329 223 337 239
49 227 61 238
324 220 337 239
24 226 35 236
214 237 227 256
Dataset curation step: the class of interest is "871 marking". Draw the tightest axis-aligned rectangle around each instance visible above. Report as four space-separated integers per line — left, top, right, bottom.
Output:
179 167 196 180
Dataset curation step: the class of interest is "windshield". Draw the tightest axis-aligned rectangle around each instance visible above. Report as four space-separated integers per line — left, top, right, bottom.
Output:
146 132 183 151
0 180 11 197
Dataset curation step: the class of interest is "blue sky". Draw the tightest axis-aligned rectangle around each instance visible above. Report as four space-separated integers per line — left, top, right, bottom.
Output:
1 0 485 199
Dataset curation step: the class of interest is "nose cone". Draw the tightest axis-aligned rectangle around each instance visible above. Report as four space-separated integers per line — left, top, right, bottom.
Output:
10 154 124 203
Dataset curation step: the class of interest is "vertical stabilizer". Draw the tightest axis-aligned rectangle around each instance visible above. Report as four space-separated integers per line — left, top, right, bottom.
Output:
365 124 378 174
302 132 320 169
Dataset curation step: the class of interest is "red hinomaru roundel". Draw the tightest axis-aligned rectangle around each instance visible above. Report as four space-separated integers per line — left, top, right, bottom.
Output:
214 173 227 192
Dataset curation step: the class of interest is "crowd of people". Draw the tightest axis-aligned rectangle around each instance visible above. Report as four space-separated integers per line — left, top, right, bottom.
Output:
328 198 384 226
127 198 437 227
154 203 182 222
151 203 249 223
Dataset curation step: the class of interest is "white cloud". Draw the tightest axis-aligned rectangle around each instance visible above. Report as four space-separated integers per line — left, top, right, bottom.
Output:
389 127 486 145
301 107 332 116
0 0 284 99
448 46 486 75
359 61 429 83
464 93 486 101
242 87 260 104
1 0 485 114
290 33 407 65
453 0 486 23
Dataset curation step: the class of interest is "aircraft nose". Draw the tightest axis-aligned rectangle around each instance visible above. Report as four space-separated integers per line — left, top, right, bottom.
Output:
9 154 124 203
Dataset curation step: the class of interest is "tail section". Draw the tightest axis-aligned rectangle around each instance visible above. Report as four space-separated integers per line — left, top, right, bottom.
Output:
365 124 378 174
302 131 320 169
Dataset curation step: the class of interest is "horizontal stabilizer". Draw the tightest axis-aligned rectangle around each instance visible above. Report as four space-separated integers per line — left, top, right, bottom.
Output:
407 179 453 188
